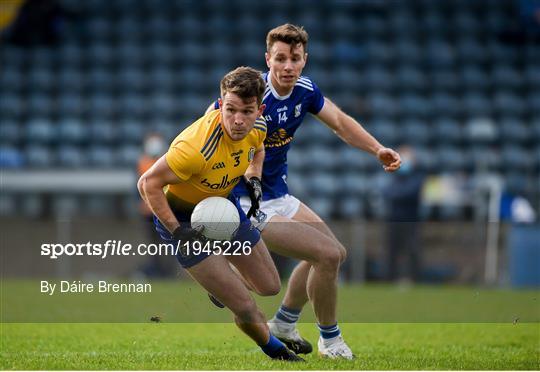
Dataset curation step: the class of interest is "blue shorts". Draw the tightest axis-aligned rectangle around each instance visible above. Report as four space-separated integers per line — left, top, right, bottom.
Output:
153 194 260 268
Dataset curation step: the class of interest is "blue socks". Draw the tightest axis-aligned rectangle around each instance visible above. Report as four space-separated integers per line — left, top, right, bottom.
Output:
275 304 301 324
318 323 341 339
260 334 285 357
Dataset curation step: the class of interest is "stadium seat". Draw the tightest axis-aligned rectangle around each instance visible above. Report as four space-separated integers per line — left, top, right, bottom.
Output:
430 69 459 93
462 92 492 117
306 197 333 219
0 121 22 144
366 119 400 146
27 94 52 118
396 66 427 93
88 145 115 167
337 195 364 218
435 146 467 172
431 93 461 118
25 145 55 168
0 94 24 119
116 145 140 167
433 118 463 144
0 145 24 168
461 66 490 91
302 146 336 173
57 145 86 168
26 120 55 144
468 146 501 172
499 117 531 145
362 67 394 93
493 91 526 117
88 121 117 144
501 145 535 172
464 117 498 144
58 119 87 144
367 93 398 118
401 119 431 145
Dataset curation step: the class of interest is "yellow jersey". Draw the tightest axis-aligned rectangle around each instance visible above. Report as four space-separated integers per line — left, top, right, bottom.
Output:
165 109 266 212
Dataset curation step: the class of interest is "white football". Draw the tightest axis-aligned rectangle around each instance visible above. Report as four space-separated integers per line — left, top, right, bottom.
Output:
191 197 240 241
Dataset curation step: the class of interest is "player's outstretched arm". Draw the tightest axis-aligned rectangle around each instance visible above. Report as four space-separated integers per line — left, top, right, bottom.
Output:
137 155 183 233
316 97 401 172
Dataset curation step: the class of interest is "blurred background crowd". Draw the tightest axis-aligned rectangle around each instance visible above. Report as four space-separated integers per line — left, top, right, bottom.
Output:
1 0 539 287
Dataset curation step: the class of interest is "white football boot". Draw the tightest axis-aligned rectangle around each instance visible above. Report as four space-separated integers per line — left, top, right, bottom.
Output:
318 335 355 360
268 320 313 354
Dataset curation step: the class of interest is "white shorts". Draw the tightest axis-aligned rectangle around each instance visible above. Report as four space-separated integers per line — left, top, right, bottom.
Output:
239 194 301 231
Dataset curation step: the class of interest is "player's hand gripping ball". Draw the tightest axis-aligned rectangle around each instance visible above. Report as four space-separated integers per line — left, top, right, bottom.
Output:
191 197 240 241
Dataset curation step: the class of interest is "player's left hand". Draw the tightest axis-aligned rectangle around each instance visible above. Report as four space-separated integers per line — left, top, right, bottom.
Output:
245 176 262 218
376 147 401 172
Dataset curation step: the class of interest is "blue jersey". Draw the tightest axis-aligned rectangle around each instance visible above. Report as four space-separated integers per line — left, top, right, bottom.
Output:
218 72 325 200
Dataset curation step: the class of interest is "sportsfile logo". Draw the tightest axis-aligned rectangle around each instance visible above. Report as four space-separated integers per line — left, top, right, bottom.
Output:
200 174 242 190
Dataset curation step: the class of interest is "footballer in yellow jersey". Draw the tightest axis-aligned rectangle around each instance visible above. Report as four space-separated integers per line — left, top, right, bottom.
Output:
137 67 302 361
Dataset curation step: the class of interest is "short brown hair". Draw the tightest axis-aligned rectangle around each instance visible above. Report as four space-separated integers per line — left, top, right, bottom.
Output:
266 23 308 54
220 66 265 105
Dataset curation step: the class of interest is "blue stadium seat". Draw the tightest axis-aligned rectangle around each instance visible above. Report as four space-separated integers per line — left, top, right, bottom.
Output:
147 67 174 93
396 66 427 92
57 145 86 168
88 145 115 167
461 66 490 91
28 94 52 118
464 117 498 143
0 67 25 93
307 172 339 198
148 42 175 66
342 171 369 196
333 40 364 65
88 94 116 118
176 68 208 94
433 118 463 144
365 119 400 147
456 39 487 65
453 12 481 35
525 66 540 89
501 145 535 172
306 197 333 219
86 42 114 67
527 91 540 116
462 92 492 116
431 93 461 118
58 95 84 117
119 94 147 118
401 119 431 145
0 145 24 168
435 146 467 171
468 146 501 172
302 146 336 172
25 145 55 168
0 194 17 216
58 119 86 144
117 119 145 144
116 145 140 166
59 43 83 66
425 40 455 68
493 91 526 116
430 69 459 92
89 121 117 144
492 65 523 90
338 195 364 218
367 93 398 118
394 38 422 64
499 117 531 145
117 68 146 93
52 195 80 216
57 68 84 93
0 121 21 144
86 18 111 41
0 94 24 119
398 94 430 118
28 67 54 93
116 42 144 67
364 41 393 64
26 120 55 144
362 67 394 93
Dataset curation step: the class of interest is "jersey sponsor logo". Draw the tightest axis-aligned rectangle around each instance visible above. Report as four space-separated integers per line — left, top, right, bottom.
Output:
265 128 293 148
200 174 242 190
276 106 288 112
248 147 255 162
294 104 302 118
230 149 244 157
212 162 225 170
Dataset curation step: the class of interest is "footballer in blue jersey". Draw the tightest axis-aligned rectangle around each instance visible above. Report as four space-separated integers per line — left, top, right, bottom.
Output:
208 25 401 360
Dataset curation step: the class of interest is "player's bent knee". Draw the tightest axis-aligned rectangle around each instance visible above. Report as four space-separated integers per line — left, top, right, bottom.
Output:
255 281 280 297
316 247 341 270
338 243 347 263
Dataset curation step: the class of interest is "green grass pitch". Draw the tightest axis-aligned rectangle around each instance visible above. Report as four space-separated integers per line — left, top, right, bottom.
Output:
1 281 538 370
